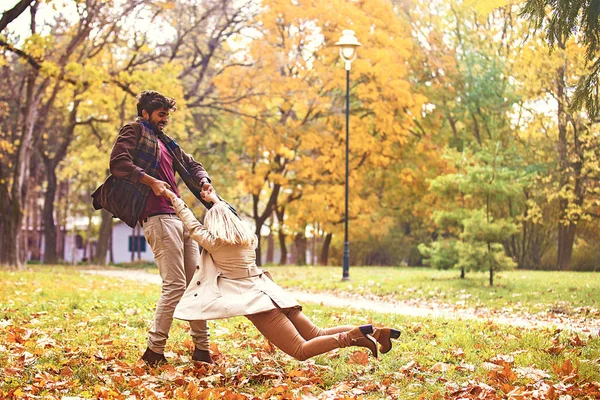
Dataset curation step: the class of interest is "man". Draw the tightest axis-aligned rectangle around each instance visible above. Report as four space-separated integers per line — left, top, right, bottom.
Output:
92 90 213 366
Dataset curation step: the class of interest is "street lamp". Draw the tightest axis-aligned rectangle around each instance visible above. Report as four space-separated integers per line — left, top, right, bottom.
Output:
335 30 360 281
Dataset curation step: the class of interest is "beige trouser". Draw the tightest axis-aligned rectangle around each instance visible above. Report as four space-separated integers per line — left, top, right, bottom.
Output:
246 307 355 361
143 214 209 353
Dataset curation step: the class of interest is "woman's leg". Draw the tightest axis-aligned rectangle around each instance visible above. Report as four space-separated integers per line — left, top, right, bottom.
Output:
246 309 351 361
281 308 355 340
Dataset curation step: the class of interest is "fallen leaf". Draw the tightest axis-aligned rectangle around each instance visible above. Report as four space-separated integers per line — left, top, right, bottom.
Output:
347 350 369 365
451 347 465 359
431 362 451 372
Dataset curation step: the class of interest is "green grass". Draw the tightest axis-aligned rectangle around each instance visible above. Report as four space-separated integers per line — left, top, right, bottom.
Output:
263 265 600 316
0 266 599 399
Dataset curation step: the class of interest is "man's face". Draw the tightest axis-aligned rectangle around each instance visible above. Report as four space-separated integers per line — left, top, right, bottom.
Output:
142 108 169 132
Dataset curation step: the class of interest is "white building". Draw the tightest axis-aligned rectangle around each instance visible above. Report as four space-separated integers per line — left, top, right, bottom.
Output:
109 221 154 264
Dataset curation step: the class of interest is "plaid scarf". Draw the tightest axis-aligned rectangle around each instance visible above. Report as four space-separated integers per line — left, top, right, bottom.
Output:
92 121 210 227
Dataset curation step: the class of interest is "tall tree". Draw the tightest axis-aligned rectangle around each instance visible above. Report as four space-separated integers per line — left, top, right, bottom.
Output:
213 0 421 265
520 0 600 118
511 28 600 270
0 0 97 268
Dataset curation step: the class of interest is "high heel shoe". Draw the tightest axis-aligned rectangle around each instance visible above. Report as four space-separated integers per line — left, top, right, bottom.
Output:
339 324 378 358
372 327 401 354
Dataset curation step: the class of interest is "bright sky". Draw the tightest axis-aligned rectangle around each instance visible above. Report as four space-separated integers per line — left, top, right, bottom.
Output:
4 0 79 41
3 0 177 46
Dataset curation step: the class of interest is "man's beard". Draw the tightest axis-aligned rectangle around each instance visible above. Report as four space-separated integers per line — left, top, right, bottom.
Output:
151 121 166 131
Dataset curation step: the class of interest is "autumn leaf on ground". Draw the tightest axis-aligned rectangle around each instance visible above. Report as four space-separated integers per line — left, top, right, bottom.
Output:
547 342 566 355
448 380 496 399
568 333 585 347
59 366 73 377
553 358 578 382
487 363 517 386
456 363 476 372
347 350 369 365
514 366 550 381
431 361 452 372
482 362 503 371
450 347 465 359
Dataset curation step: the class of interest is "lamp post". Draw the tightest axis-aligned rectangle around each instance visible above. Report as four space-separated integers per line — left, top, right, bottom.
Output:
335 30 360 281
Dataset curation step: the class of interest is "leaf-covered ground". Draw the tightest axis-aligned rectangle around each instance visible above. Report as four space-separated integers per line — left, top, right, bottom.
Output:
1 267 599 399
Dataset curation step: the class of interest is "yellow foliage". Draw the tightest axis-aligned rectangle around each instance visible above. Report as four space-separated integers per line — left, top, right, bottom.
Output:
462 0 510 14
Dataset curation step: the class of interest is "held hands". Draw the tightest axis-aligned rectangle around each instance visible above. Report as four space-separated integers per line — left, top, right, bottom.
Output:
151 180 171 197
160 185 218 205
141 174 171 197
163 189 178 202
201 185 219 204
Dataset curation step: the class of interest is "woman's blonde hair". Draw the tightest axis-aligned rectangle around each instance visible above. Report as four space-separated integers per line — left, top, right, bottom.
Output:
204 202 258 248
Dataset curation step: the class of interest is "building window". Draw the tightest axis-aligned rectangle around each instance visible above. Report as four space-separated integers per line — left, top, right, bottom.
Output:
129 236 147 252
75 235 84 249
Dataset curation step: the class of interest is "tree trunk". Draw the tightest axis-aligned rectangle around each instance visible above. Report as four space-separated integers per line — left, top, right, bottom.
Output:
275 206 287 265
489 266 494 286
556 59 571 270
553 37 585 271
294 232 307 265
266 230 274 264
1 73 42 269
94 209 112 265
252 184 282 268
557 221 576 270
0 206 23 269
278 228 287 265
319 233 332 266
311 223 317 265
30 186 41 261
42 160 58 264
57 180 69 260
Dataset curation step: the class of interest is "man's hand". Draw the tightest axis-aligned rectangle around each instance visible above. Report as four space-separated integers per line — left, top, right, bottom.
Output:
150 180 171 197
140 174 171 197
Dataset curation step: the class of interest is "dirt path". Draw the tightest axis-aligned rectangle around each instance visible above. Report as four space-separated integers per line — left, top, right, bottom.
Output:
83 269 600 334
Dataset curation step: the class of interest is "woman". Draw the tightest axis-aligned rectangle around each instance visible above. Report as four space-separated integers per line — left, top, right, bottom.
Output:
164 187 400 361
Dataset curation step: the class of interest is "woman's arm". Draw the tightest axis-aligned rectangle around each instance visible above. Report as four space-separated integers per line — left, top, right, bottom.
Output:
163 190 218 252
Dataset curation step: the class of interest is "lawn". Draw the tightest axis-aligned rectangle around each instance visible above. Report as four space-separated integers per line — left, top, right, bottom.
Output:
264 265 600 317
0 266 599 399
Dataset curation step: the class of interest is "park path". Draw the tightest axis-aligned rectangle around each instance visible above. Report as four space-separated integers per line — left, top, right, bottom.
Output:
83 269 600 335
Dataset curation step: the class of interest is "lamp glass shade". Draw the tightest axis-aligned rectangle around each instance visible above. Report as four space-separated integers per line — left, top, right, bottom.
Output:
341 46 356 60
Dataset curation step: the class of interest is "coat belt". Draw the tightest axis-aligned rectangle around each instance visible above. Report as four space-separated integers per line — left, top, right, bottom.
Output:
219 267 264 280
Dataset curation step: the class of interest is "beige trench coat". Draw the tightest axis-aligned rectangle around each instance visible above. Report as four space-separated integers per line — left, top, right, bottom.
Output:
171 198 300 321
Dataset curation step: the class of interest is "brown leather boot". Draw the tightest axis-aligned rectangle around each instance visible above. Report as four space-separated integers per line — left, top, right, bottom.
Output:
192 347 213 363
372 327 401 354
338 324 378 358
141 347 167 366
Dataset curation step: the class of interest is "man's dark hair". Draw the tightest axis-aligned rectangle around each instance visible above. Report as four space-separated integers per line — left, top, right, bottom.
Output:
136 90 177 117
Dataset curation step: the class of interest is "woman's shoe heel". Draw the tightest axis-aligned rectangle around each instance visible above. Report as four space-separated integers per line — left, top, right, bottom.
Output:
374 327 401 354
353 325 378 358
359 324 374 336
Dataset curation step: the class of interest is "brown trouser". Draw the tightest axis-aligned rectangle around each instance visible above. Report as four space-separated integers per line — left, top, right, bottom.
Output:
245 307 355 361
143 214 210 353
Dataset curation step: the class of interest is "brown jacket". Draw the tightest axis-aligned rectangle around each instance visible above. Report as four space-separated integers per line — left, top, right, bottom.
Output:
92 121 210 227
